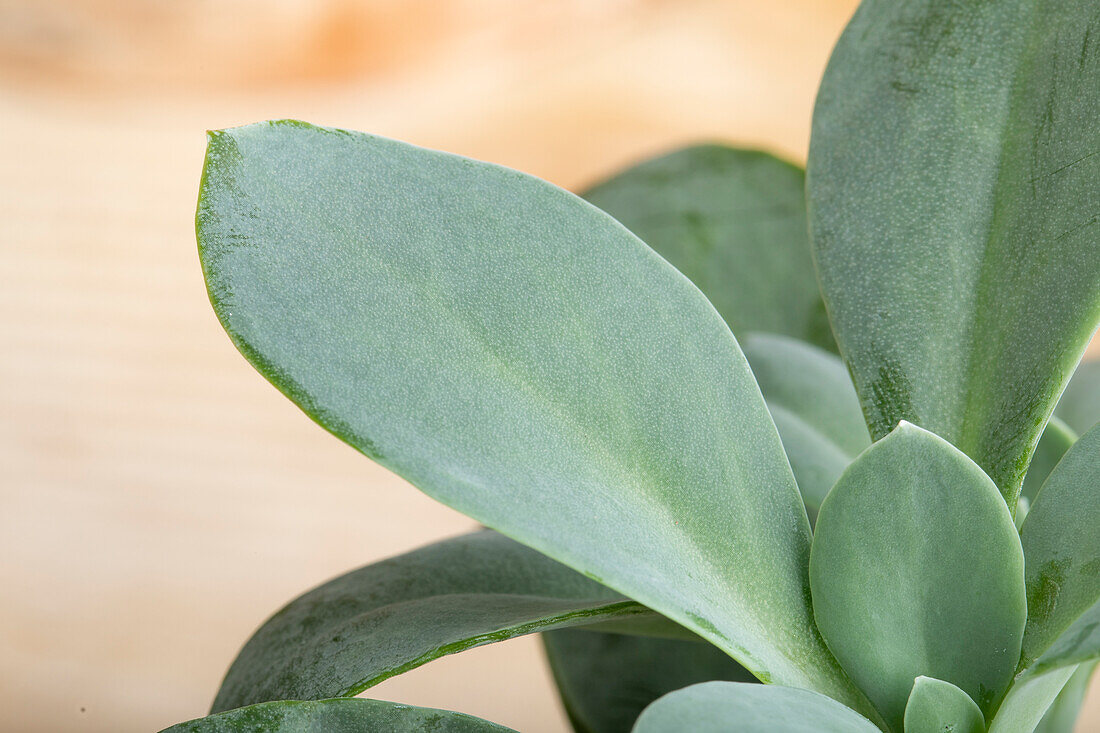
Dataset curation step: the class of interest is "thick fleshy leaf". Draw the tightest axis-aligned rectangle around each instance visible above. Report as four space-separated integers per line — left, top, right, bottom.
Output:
1021 418 1077 504
903 677 984 733
765 410 849 524
582 145 834 351
1014 497 1032 533
742 333 869 517
809 423 1026 731
1032 662 1095 733
808 0 1100 508
213 531 681 713
631 681 880 733
741 334 867 457
197 121 864 709
1020 425 1100 671
162 698 515 733
542 630 756 733
987 667 1076 733
1056 359 1100 436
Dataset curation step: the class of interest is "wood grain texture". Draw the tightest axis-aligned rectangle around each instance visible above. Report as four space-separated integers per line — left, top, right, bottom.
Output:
1 1 1096 731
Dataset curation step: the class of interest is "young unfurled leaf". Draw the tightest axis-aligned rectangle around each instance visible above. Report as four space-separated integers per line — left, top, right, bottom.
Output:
903 677 984 733
583 146 834 351
809 423 1026 731
543 630 756 733
809 0 1100 507
161 698 515 732
1019 425 1100 671
212 531 681 713
197 121 865 710
631 681 880 733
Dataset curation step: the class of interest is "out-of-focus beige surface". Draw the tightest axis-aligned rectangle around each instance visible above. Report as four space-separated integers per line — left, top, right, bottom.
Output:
2 2 1098 732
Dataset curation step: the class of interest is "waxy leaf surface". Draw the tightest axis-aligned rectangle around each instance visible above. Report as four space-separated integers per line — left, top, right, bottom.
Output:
1033 663 1095 733
987 667 1076 733
1056 360 1100 436
809 0 1100 506
197 121 862 708
1021 418 1077 504
810 423 1026 731
162 698 514 732
903 677 984 733
631 681 880 733
543 630 755 733
1020 425 1100 671
583 145 833 350
742 333 869 517
213 531 674 712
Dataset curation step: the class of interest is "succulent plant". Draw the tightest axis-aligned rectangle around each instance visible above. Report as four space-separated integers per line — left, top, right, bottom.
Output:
167 1 1100 731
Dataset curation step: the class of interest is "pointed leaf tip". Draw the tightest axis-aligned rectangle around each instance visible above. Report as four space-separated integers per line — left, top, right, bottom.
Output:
195 119 866 709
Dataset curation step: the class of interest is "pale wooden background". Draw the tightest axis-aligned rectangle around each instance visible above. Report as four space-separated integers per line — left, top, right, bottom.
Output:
1 1 1097 731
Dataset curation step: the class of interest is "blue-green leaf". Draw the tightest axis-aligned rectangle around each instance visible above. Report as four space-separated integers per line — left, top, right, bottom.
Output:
987 667 1076 733
809 423 1026 731
742 333 869 518
808 0 1100 508
582 145 833 351
197 121 865 710
162 698 515 732
741 334 867 458
1021 418 1077 505
631 682 880 733
543 631 755 733
1032 662 1095 733
1055 359 1100 436
212 531 680 713
903 677 985 733
1020 425 1100 671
